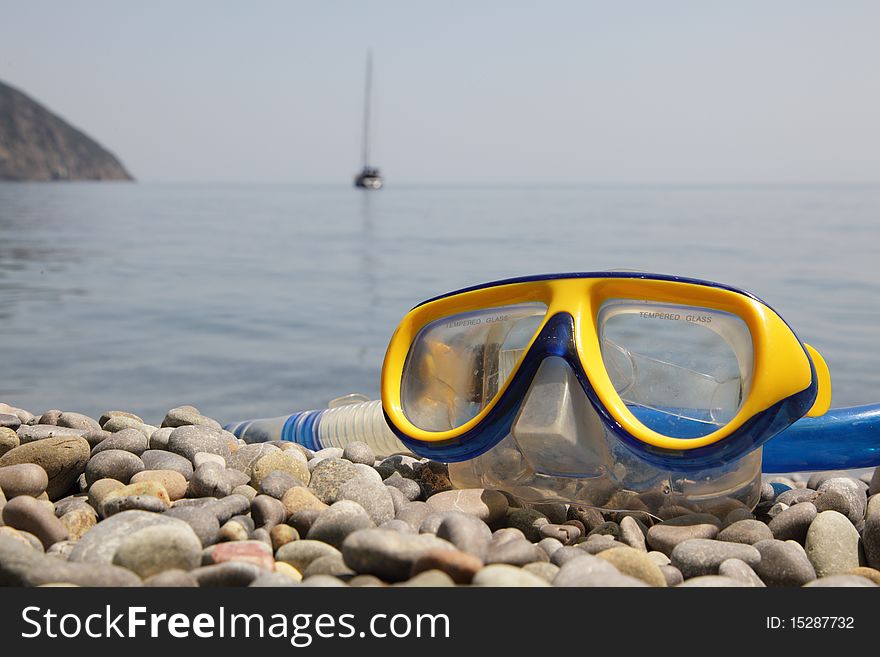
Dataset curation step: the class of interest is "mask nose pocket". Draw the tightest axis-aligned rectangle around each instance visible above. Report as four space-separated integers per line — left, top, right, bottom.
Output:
511 356 613 477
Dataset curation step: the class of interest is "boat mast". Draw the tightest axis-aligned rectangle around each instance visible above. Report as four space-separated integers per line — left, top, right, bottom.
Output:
361 50 372 170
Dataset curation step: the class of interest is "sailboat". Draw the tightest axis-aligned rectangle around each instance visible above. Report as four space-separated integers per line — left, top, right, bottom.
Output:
354 51 383 190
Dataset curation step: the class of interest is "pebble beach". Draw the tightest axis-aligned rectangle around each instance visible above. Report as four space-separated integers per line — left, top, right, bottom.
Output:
1 400 879 588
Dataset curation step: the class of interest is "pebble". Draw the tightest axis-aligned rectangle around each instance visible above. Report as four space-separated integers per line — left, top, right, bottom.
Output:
130 470 188 501
0 436 90 499
586 521 621 539
341 528 457 581
69 509 193 563
646 514 721 556
677 575 749 587
0 534 140 586
231 484 257 501
375 454 421 480
193 452 226 469
219 520 250 542
281 486 328 517
598 546 667 586
671 538 761 578
300 575 349 587
752 539 816 586
269 524 299 551
84 449 145 485
140 450 193 480
804 575 877 587
59 508 96 540
162 406 222 430
143 569 199 587
104 480 171 509
17 424 85 444
0 413 22 431
553 554 648 587
384 473 422 501
289 509 322 536
103 495 168 516
814 478 867 528
768 502 817 543
111 523 202 577
415 461 454 497
188 462 250 498
578 534 622 555
659 564 684 586
539 523 581 544
304 554 355 578
341 441 375 466
805 510 861 577
776 488 817 506
0 463 48 498
148 428 173 450
307 500 375 548
425 488 509 525
0 427 20 457
396 569 455 587
99 411 143 428
337 478 395 525
522 561 560 583
258 471 302 499
0 526 44 551
90 428 148 457
191 561 262 587
167 425 232 463
435 511 492 559
718 558 766 587
411 548 483 583
864 494 880 569
251 451 311 488
870 468 880 496
163 506 221 546
208 540 275 570
396 501 435 531
472 564 551 587
618 515 647 551
227 444 280 476
275 540 342 572
717 519 773 545
2 495 69 548
308 458 360 504
846 566 880 585
505 508 550 541
486 538 547 566
250 494 288 529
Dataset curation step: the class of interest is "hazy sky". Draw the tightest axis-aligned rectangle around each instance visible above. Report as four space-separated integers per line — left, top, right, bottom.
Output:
2 1 879 183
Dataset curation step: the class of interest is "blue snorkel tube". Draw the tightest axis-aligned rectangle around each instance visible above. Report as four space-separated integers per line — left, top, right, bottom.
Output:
762 403 880 472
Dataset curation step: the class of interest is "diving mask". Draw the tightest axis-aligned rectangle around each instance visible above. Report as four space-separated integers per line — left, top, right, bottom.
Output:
230 272 865 517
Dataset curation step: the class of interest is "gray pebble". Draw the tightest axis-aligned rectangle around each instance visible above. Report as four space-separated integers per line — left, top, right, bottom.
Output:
752 539 816 586
805 510 861 577
0 534 140 586
249 572 300 587
69 509 192 563
308 458 360 504
275 540 342 572
2 495 68 548
300 575 349 587
384 473 422 501
17 424 86 444
396 501 434 531
337 479 395 525
0 463 48 498
84 450 145 485
472 564 550 587
288 509 322 536
659 564 684 586
226 444 280 477
250 494 287 529
167 425 232 463
258 471 302 499
776 488 817 506
814 478 866 528
161 406 222 430
486 538 547 566
140 450 193 480
719 558 766 587
304 553 355 578
206 494 251 524
505 508 550 541
553 554 646 587
90 428 148 457
341 527 457 581
804 575 878 587
864 495 880 569
768 502 817 543
537 537 564 558
646 514 721 556
717 519 773 545
676 575 749 587
144 569 199 587
619 515 647 551
522 561 560 583
148 427 173 450
375 455 421 480
426 488 509 524
539 523 581 545
187 463 250 498
342 442 375 466
870 467 880 496
164 506 221 546
307 500 375 548
379 519 415 534
191 561 262 587
670 538 761 578
103 495 168 516
111 523 202 577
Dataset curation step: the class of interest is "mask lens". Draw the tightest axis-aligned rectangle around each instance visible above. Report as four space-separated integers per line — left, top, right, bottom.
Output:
597 299 753 437
401 303 547 431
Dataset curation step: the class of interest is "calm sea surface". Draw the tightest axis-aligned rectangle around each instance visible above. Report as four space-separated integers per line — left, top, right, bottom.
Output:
1 183 879 426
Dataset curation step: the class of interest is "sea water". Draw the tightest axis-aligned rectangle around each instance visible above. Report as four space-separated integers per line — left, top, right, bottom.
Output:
1 182 879 424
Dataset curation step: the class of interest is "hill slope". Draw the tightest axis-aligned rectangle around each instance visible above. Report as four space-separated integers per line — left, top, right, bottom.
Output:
0 80 133 181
